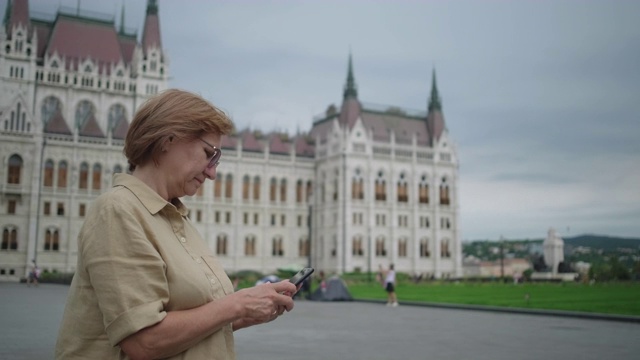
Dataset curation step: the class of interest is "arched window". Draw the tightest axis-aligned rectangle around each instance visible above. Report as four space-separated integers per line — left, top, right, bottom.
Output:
272 236 284 256
296 180 303 203
397 172 408 203
75 100 96 128
92 163 102 190
242 175 250 200
419 175 429 204
224 174 233 199
41 96 62 125
306 180 313 201
440 239 451 258
57 161 68 188
298 237 309 257
253 176 261 200
398 238 408 257
269 177 277 202
439 177 450 205
375 171 386 201
44 228 60 251
352 168 364 200
245 235 256 256
79 162 89 189
420 238 430 258
352 235 364 256
375 236 387 257
216 234 228 256
108 103 127 130
7 154 23 184
43 159 54 187
280 178 287 202
113 164 123 174
214 173 223 198
1 227 18 250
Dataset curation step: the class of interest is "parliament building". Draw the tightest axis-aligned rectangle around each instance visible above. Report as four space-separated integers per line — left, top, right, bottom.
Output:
0 0 461 281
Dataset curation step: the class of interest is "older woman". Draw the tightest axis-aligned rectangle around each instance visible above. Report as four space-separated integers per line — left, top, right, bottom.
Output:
55 89 297 360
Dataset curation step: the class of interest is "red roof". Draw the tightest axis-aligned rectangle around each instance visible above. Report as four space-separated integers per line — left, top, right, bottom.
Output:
46 15 124 69
43 109 71 135
142 13 161 53
118 35 137 65
78 113 105 138
112 117 129 140
426 110 445 145
32 21 52 59
268 134 290 154
293 135 315 157
221 135 237 149
240 130 263 152
8 0 30 35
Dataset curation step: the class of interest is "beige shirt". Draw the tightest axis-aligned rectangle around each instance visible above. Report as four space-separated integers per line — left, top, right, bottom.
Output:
55 173 236 360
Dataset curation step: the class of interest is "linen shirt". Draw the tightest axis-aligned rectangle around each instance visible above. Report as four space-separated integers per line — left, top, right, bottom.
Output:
55 173 236 360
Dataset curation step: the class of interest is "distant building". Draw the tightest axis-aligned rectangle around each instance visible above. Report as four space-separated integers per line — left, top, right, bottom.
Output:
543 228 564 274
0 0 461 280
463 256 530 278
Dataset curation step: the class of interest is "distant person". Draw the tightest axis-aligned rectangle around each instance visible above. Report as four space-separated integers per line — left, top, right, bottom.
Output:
383 264 398 307
27 260 40 287
55 89 297 360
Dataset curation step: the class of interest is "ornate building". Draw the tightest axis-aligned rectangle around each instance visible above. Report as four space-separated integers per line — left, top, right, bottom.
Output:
0 0 461 280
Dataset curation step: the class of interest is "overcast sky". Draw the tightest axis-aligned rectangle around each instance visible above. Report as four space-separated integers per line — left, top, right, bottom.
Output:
14 0 640 241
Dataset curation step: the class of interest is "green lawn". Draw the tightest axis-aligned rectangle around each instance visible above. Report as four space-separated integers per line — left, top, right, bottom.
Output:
346 281 640 316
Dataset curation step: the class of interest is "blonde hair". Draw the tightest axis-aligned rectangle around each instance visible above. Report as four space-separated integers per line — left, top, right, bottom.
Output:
124 89 234 171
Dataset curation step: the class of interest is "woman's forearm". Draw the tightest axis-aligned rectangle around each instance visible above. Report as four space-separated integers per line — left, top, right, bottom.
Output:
119 296 242 360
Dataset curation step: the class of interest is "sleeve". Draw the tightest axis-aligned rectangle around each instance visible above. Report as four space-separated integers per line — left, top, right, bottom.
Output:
81 195 169 346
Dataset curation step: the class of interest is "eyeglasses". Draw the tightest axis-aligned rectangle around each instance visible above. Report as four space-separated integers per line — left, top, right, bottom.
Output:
198 138 222 168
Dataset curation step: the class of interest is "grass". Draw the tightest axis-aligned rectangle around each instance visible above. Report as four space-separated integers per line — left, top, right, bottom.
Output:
345 281 640 316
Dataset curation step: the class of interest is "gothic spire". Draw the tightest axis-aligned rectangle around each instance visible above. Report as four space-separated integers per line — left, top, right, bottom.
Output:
142 0 162 53
343 52 358 100
119 2 125 34
146 0 158 15
428 68 442 112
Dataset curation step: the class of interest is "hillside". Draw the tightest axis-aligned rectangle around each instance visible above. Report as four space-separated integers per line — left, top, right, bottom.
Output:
563 234 640 251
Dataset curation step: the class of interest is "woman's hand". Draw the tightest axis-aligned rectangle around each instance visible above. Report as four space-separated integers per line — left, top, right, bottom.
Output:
231 281 297 330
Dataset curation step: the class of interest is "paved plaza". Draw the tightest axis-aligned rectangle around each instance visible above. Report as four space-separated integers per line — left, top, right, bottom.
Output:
1 282 639 360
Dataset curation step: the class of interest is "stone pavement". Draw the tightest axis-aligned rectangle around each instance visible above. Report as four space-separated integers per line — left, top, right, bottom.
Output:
1 282 639 360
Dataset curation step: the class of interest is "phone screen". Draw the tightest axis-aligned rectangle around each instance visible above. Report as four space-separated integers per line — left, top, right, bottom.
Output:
289 267 315 286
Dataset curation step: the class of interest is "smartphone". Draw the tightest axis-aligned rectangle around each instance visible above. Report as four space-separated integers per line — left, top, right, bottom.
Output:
289 267 315 287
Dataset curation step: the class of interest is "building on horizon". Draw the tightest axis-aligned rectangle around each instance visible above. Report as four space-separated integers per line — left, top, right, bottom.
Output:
0 0 462 280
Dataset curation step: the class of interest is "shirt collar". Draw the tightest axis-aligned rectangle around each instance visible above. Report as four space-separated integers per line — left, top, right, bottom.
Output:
112 173 189 217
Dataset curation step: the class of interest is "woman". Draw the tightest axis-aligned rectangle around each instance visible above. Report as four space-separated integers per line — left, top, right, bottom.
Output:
384 264 398 307
55 89 297 360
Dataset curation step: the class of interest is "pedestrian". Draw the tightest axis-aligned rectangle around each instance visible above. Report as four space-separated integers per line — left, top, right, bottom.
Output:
27 260 40 287
55 89 298 360
383 264 398 307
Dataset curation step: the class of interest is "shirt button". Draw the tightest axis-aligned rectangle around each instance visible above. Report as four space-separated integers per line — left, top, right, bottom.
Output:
196 258 202 264
210 278 216 284
180 237 186 243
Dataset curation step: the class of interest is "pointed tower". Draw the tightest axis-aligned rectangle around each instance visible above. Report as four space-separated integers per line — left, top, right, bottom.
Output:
4 0 29 38
343 53 358 99
141 0 162 54
119 2 126 35
338 53 362 129
426 68 446 146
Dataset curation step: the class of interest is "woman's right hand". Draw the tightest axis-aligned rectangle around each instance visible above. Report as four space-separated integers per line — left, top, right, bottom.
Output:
232 281 297 324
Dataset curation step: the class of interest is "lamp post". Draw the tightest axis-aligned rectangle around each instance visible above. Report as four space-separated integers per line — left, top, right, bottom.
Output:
33 137 46 266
